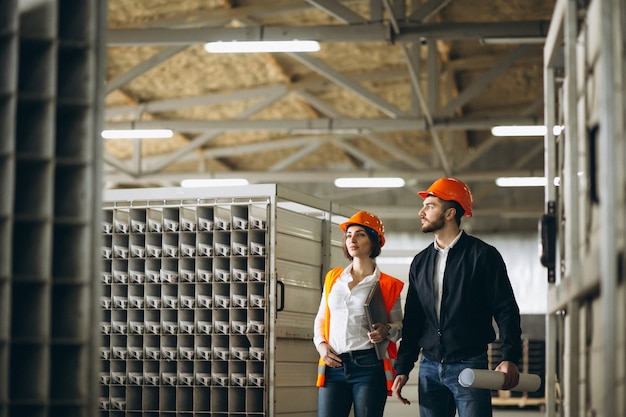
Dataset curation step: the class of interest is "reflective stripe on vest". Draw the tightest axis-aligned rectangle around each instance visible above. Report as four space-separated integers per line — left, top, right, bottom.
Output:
383 357 395 394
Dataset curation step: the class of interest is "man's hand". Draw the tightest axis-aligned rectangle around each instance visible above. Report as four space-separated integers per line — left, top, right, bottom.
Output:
495 360 520 390
391 374 411 405
317 342 342 368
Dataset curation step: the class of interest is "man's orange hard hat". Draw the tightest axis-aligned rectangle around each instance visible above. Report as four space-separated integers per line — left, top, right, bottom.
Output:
418 178 473 217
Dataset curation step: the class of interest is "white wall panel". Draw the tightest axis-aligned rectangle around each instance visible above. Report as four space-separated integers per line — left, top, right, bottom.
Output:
276 208 323 241
274 387 318 413
276 259 321 289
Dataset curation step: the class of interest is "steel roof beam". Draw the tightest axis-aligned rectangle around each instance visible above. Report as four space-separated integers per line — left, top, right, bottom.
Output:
330 138 389 170
106 85 288 118
105 73 407 119
105 115 540 133
437 44 535 117
102 168 546 184
144 88 288 173
305 0 368 24
107 21 549 46
401 42 451 175
269 140 325 171
409 0 453 22
106 46 188 94
286 52 407 118
142 0 321 28
362 133 431 170
396 21 551 42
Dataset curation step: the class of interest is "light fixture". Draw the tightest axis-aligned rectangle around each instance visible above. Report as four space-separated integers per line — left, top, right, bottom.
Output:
481 37 546 45
101 129 174 139
491 125 546 137
204 40 320 53
491 125 564 137
180 179 249 188
495 177 547 187
334 177 405 188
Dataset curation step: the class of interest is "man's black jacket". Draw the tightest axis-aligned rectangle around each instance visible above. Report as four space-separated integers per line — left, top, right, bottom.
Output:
395 231 522 376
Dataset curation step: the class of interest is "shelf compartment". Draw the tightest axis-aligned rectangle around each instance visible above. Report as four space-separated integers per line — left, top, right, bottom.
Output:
50 344 87 401
0 34 18 96
0 98 16 157
17 38 55 97
11 282 49 340
55 104 92 159
9 344 48 401
56 46 91 101
53 224 89 281
54 165 91 219
51 283 88 339
14 160 53 217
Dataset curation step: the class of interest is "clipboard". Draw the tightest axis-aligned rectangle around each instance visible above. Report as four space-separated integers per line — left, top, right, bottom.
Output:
364 281 389 359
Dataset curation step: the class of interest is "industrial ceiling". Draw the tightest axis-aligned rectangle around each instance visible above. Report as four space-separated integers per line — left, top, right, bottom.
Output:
104 0 556 235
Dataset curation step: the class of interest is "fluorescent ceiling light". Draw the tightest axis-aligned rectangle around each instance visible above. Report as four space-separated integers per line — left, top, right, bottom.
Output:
491 125 564 137
181 179 249 188
495 177 547 187
491 125 546 137
204 40 320 53
481 37 545 45
101 129 173 139
334 177 405 188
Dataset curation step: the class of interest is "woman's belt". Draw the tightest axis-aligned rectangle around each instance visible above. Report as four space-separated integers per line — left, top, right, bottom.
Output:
338 348 376 361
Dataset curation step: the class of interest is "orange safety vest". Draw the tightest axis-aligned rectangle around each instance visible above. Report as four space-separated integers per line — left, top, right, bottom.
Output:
315 267 404 395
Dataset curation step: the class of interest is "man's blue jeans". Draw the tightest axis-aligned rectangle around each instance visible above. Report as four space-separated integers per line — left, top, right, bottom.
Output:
317 348 387 417
418 353 493 417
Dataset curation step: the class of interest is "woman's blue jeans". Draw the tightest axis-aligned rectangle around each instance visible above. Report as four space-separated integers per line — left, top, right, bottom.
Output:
418 353 493 417
317 348 387 417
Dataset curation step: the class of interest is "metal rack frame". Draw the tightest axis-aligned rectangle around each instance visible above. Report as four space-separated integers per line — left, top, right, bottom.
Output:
0 1 105 416
100 184 354 417
543 1 626 416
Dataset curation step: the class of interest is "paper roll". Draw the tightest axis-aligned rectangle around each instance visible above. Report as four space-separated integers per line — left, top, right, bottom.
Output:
458 368 541 392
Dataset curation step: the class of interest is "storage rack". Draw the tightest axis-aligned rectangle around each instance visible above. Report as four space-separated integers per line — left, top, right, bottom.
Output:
1 1 105 417
100 185 353 417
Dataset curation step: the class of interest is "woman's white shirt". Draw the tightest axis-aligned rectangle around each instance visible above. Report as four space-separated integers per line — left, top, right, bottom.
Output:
313 265 402 354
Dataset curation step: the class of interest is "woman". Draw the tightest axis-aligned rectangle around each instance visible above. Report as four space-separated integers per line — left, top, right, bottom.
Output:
313 211 404 417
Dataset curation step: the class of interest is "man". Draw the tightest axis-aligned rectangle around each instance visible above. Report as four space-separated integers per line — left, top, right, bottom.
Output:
392 177 522 417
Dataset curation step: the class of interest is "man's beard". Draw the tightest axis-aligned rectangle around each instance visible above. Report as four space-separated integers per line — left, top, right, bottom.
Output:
421 214 445 233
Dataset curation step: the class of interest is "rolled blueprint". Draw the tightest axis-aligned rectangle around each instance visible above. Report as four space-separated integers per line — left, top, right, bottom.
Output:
458 368 541 392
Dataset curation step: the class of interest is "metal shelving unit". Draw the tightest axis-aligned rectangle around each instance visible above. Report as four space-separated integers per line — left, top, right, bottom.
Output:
543 1 626 416
100 185 352 417
0 2 18 416
1 1 104 416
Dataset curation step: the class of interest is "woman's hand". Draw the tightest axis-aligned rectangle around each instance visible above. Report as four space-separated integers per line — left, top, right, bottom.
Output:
368 323 390 344
317 342 343 368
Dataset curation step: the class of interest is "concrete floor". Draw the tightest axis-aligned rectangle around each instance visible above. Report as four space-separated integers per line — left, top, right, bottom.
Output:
384 400 544 417
383 387 545 417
